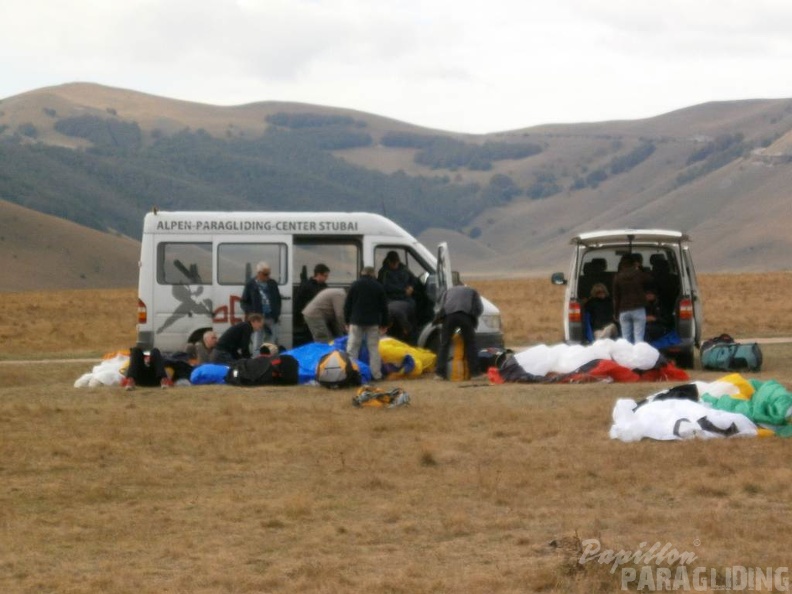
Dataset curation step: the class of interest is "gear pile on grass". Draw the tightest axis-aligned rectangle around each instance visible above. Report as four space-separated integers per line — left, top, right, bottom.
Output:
352 385 411 408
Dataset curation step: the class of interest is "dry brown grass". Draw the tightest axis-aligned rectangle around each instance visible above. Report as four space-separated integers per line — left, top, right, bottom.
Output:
1 274 791 593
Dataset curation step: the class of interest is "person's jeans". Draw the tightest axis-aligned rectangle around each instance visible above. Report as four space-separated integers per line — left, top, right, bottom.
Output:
252 319 280 353
619 308 647 344
347 324 382 380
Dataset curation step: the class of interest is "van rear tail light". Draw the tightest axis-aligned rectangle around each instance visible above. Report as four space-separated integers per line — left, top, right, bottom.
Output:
568 300 582 323
137 298 148 324
678 298 693 320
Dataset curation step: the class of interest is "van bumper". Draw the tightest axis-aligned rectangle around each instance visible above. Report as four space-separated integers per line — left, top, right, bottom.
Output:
477 332 505 350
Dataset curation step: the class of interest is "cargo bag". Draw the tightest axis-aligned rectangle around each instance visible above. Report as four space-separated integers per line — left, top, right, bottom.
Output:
226 354 300 386
316 350 362 389
700 334 763 372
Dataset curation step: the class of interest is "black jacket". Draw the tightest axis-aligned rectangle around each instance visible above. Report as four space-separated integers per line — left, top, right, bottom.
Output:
344 276 389 327
216 321 254 359
240 277 282 321
294 278 328 326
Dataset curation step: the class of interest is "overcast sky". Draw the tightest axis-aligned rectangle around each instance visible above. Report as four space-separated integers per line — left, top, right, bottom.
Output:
2 0 792 134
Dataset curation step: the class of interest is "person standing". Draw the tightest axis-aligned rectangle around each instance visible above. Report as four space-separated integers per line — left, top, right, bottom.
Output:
302 287 346 343
344 267 389 381
612 254 652 344
210 315 264 364
240 262 282 349
293 263 330 346
434 285 484 380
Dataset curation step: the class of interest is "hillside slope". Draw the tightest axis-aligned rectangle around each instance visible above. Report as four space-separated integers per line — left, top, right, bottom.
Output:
0 200 139 291
2 83 792 280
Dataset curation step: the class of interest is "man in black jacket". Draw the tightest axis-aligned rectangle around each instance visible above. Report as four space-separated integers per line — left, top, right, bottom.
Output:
210 314 264 364
344 267 389 380
293 263 330 346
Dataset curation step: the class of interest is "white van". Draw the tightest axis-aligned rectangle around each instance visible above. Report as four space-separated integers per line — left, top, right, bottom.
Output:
136 210 504 353
551 229 703 368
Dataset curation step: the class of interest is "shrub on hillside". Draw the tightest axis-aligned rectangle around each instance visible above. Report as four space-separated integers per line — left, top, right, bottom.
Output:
55 115 142 149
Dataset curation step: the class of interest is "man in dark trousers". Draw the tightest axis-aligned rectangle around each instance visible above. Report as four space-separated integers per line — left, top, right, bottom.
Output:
293 263 330 346
210 314 265 364
122 347 173 391
344 267 389 381
434 285 484 380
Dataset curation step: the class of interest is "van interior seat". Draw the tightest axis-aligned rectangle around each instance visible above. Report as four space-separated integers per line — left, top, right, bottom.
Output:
578 258 614 300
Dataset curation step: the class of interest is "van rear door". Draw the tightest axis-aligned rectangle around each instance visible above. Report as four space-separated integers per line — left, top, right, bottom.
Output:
436 241 452 302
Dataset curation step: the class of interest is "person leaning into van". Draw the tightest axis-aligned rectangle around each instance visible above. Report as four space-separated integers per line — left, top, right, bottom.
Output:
303 287 346 344
612 254 652 344
241 262 282 349
433 285 484 380
344 267 389 381
210 314 265 364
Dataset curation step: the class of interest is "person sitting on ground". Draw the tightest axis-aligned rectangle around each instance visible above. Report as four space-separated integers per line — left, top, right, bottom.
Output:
293 263 330 347
122 347 173 391
210 314 265 365
434 284 484 380
377 251 419 342
585 283 617 340
302 287 347 344
185 329 218 365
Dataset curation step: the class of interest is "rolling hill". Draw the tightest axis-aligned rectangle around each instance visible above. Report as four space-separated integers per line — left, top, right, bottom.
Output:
1 82 792 290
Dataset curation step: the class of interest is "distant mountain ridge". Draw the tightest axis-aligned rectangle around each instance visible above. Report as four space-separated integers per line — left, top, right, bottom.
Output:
1 82 792 288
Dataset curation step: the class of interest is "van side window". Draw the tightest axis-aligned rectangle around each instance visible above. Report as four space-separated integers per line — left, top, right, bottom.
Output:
217 243 287 285
158 242 212 285
294 240 360 285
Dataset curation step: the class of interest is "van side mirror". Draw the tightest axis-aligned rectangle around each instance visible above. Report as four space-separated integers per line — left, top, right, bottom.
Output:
550 272 567 286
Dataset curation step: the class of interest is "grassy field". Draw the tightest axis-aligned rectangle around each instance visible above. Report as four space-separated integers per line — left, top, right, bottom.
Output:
1 274 791 593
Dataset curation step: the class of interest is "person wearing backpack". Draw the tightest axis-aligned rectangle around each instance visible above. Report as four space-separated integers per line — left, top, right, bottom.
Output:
344 267 389 381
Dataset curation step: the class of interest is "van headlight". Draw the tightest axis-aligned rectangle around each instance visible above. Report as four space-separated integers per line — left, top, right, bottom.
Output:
479 314 501 331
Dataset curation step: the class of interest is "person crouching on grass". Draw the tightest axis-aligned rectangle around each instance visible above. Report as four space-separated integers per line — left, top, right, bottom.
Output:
210 314 265 365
